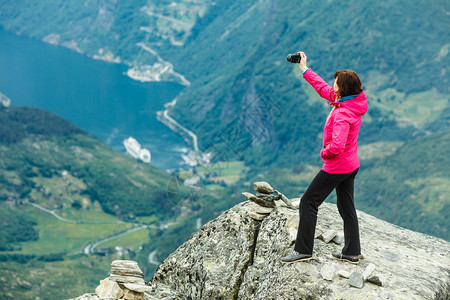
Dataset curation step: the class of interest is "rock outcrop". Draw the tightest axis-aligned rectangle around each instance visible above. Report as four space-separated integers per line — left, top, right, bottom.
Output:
72 185 450 299
150 200 449 299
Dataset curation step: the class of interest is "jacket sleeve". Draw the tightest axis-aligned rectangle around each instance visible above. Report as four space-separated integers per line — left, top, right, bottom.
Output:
303 68 337 103
320 110 351 159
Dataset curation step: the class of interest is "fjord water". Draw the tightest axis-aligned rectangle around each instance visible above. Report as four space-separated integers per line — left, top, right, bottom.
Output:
0 29 187 170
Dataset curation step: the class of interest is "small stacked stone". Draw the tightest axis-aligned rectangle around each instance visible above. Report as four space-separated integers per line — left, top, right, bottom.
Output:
317 230 345 245
242 182 294 221
242 181 277 220
95 260 153 299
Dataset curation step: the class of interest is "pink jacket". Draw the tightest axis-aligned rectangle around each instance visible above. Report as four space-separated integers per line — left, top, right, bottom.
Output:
303 68 368 174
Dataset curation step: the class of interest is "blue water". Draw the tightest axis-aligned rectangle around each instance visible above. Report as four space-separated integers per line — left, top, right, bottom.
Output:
0 29 188 170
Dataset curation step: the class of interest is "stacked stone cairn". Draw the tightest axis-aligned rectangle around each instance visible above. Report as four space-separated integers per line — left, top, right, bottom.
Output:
242 181 295 220
94 260 152 299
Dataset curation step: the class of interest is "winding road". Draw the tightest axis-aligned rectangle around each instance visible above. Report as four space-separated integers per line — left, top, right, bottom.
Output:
26 200 175 256
158 97 199 152
83 225 149 255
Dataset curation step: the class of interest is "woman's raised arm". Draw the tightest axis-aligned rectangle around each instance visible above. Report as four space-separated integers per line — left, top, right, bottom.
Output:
298 51 337 103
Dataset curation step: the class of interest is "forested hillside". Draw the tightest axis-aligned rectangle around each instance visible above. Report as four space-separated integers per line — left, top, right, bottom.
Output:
0 106 242 299
165 0 449 166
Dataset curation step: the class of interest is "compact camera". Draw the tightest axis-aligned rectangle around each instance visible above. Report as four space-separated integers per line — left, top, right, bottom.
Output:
286 53 301 63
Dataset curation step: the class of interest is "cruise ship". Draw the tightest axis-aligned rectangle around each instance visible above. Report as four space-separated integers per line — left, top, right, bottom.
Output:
123 137 151 163
0 92 11 107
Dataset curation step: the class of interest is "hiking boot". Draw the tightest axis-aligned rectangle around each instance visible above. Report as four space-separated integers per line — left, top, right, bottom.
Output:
280 251 313 264
332 252 359 264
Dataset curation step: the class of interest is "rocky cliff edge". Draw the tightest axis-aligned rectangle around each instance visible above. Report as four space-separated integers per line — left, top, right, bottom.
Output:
73 198 450 299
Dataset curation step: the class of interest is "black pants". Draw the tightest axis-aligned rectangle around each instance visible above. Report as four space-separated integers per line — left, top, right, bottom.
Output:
294 168 360 256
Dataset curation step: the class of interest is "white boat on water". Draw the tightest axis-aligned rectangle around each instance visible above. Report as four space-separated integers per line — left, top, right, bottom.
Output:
0 93 11 107
123 137 151 163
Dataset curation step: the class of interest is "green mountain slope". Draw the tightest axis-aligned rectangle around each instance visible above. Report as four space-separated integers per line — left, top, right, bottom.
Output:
0 105 243 299
357 130 450 240
165 0 449 166
0 106 175 219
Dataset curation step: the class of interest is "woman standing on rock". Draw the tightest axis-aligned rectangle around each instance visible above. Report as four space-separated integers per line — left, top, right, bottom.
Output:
281 52 368 264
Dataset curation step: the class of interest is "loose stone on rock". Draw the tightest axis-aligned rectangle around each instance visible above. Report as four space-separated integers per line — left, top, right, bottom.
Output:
320 230 337 243
348 271 364 288
290 198 300 209
110 260 145 285
251 206 274 215
362 263 376 281
122 283 153 293
249 211 267 221
256 193 280 202
314 228 323 239
242 192 276 208
253 181 274 194
337 270 351 278
95 278 124 299
274 190 294 208
122 288 143 300
367 274 386 286
332 232 345 244
320 263 336 281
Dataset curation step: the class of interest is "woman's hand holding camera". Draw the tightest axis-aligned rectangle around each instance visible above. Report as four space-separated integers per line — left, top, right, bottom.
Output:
297 51 308 73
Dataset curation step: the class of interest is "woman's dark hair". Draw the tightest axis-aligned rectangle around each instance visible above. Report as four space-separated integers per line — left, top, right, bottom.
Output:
334 70 362 98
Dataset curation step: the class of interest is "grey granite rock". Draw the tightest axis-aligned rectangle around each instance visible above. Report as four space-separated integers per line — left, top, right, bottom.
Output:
123 283 153 293
332 232 345 244
151 202 261 299
274 190 294 208
110 260 145 285
320 229 337 243
242 192 275 208
250 206 274 215
255 193 280 202
337 270 351 278
253 181 274 194
320 263 337 281
151 201 450 299
248 211 267 221
290 198 300 209
122 288 143 300
95 278 124 299
362 263 376 281
348 271 364 288
367 274 386 286
144 283 182 300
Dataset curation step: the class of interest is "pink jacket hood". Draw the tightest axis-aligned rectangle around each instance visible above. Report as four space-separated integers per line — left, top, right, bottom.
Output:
333 92 368 117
